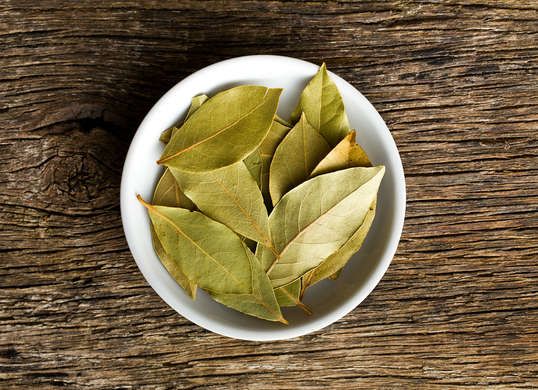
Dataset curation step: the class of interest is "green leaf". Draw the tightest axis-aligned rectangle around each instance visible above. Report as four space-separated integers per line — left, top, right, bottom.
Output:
159 86 282 172
244 120 291 205
159 94 209 144
151 169 196 298
269 114 330 206
138 196 285 323
169 161 272 246
302 200 377 295
290 63 350 146
257 166 385 288
211 252 288 324
310 131 370 177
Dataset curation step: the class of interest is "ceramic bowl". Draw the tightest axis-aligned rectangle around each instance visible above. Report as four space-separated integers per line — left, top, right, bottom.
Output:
120 55 406 341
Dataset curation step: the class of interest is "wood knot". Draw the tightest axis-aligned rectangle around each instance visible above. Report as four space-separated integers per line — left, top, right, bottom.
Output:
39 127 126 212
0 347 19 360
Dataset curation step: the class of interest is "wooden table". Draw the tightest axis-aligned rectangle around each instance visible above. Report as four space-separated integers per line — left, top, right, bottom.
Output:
2 1 537 388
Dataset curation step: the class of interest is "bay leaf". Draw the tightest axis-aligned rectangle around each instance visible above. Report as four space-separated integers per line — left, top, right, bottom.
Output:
151 231 197 299
310 131 371 177
153 168 195 210
274 114 292 127
300 131 372 288
158 86 282 172
159 94 209 144
268 113 330 206
138 196 286 323
301 200 377 295
274 280 301 307
244 120 291 205
151 168 196 298
274 280 312 314
327 269 342 280
244 151 262 189
169 161 272 246
159 126 176 145
186 94 210 118
257 166 385 288
290 63 350 146
211 250 288 324
140 198 250 293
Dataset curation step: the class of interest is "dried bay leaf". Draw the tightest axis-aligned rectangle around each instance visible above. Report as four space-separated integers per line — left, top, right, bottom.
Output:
138 196 285 323
159 94 209 144
152 234 197 298
300 131 372 287
269 114 330 206
274 114 292 127
140 199 250 293
186 94 210 118
244 152 262 189
169 161 272 246
159 86 281 172
310 131 370 177
301 200 377 295
151 169 196 298
244 120 291 205
211 251 288 324
327 269 342 280
159 127 177 145
274 280 301 307
290 63 349 146
258 166 385 288
274 280 312 314
153 168 195 210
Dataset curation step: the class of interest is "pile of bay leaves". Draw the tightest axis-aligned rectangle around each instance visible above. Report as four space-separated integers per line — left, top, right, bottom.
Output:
138 64 385 324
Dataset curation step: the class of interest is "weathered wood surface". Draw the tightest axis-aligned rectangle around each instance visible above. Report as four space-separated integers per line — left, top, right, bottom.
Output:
1 0 537 388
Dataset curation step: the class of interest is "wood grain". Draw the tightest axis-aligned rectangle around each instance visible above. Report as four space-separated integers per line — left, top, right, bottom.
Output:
1 0 537 388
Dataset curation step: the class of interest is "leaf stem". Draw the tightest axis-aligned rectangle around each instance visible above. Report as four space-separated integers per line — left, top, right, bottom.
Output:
296 301 313 316
137 194 151 209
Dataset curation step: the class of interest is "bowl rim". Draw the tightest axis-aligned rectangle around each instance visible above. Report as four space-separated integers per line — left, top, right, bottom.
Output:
120 55 406 341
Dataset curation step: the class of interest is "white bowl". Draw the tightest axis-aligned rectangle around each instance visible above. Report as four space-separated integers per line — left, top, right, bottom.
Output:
120 55 406 341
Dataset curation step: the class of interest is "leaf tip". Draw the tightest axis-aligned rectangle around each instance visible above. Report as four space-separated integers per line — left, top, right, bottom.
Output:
347 130 357 143
278 316 289 325
189 287 197 300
